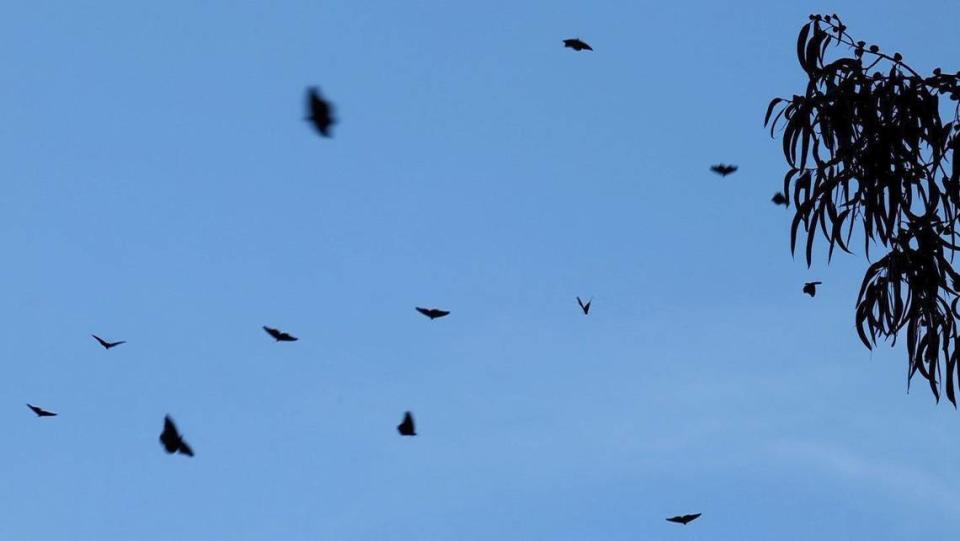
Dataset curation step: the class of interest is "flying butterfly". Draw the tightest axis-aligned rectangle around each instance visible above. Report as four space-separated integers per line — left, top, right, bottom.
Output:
563 38 593 51
397 411 416 436
159 415 194 457
803 281 822 297
306 87 336 138
666 513 701 525
263 326 298 342
92 334 126 350
710 164 738 177
416 307 450 320
27 404 57 417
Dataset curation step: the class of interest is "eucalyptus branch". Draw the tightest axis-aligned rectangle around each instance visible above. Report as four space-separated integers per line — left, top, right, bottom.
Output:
766 14 960 405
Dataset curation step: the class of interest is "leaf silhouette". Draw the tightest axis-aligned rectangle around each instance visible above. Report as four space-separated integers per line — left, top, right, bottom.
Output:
768 14 960 402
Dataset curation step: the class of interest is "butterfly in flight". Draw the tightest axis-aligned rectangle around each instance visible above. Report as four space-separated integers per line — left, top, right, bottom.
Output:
27 404 57 417
416 307 450 320
159 415 194 457
397 411 416 436
306 86 336 137
803 281 822 297
576 296 591 315
710 164 738 177
92 334 126 350
666 513 701 525
263 326 298 342
563 38 593 51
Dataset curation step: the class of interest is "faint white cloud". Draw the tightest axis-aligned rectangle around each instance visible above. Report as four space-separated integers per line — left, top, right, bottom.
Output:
771 439 960 514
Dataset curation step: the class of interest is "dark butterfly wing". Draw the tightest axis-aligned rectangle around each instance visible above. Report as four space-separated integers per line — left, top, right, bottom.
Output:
397 411 416 435
27 403 56 417
266 327 297 341
563 38 591 51
666 513 701 525
710 164 737 176
160 416 181 453
307 87 327 118
416 307 449 319
178 440 194 457
263 326 281 340
306 87 334 137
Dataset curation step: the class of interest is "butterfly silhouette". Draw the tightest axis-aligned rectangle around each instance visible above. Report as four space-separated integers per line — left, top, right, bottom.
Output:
159 415 194 457
803 281 822 297
92 335 126 349
306 87 336 137
263 326 298 342
710 164 738 176
27 404 57 417
563 38 593 51
666 513 701 525
416 307 450 320
397 411 416 436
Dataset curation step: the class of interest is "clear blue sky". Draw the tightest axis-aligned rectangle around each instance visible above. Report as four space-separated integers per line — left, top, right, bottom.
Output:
2 1 959 539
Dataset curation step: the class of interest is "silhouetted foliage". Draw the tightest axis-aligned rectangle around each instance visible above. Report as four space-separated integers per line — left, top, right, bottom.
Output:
766 14 960 403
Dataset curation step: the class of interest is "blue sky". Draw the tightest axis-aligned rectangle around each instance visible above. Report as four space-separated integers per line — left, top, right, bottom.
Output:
2 1 960 539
